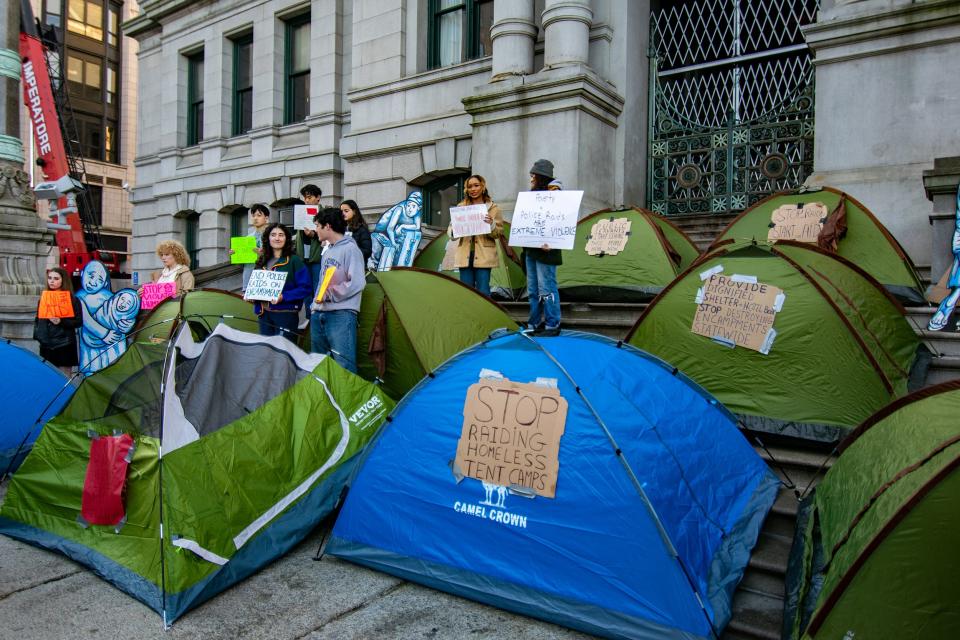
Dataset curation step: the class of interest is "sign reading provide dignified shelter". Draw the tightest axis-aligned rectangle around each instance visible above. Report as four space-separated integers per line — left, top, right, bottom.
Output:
767 203 828 243
454 377 568 498
585 217 631 256
691 272 784 354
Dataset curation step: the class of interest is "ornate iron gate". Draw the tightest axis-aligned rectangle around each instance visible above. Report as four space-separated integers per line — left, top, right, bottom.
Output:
647 0 819 216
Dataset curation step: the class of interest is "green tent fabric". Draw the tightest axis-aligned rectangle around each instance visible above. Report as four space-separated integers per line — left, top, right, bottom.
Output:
784 381 960 639
0 323 394 624
557 207 700 301
627 240 923 439
413 223 526 299
135 288 258 342
357 268 519 400
712 188 923 302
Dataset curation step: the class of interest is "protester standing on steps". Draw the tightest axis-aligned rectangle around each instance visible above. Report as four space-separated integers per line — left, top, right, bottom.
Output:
448 175 503 297
148 239 195 294
524 159 563 336
230 203 270 292
296 184 325 292
34 267 82 376
340 199 373 265
253 223 312 340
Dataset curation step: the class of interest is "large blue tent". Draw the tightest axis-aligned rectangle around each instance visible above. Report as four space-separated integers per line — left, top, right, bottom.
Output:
328 331 779 639
0 340 75 475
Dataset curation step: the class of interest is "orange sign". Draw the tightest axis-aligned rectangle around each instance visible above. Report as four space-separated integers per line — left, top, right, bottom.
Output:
38 290 74 319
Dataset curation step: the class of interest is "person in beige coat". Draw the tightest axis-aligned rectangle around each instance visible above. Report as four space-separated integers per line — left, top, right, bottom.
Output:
148 239 195 294
448 174 503 296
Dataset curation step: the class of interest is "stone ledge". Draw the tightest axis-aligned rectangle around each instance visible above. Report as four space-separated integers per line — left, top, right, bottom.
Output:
923 156 960 200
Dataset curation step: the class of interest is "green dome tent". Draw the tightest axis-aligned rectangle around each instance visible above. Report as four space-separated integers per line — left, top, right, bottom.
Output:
712 188 923 302
557 207 700 301
413 223 526 299
135 288 258 342
784 381 960 639
0 323 394 624
627 240 924 440
357 268 519 400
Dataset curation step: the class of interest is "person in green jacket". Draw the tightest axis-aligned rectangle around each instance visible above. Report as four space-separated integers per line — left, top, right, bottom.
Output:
295 184 325 292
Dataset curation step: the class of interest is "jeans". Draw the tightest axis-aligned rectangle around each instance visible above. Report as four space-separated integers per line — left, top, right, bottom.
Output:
259 311 300 342
525 254 561 330
311 309 358 373
459 267 491 296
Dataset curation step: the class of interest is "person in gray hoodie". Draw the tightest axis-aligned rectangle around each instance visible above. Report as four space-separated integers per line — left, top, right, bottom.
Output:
310 207 366 373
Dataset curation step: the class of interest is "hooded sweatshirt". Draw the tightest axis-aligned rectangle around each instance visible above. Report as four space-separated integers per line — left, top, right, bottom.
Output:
310 235 366 313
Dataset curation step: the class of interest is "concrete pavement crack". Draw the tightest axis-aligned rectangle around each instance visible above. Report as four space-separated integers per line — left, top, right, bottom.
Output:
0 569 84 602
291 580 407 640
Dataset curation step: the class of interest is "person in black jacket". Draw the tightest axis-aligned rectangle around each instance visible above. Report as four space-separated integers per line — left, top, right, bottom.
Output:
34 267 82 375
340 199 373 266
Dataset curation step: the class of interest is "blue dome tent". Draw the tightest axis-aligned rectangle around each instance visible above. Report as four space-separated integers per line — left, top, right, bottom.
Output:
328 331 779 639
0 340 75 476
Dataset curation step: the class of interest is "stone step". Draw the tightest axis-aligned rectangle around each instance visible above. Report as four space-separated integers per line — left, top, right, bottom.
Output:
723 588 785 640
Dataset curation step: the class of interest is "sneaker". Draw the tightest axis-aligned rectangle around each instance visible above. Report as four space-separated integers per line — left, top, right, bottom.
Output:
539 327 561 337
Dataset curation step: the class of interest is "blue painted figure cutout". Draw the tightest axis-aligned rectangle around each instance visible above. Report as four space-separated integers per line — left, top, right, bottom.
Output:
77 261 140 374
371 191 423 271
929 186 960 331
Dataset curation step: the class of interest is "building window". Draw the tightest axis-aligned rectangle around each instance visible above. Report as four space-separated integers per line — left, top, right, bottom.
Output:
187 51 204 146
104 119 117 163
284 15 310 124
66 54 102 103
68 0 104 41
423 174 467 227
232 34 253 136
45 0 61 27
78 183 103 226
230 209 248 237
428 0 493 69
106 63 117 104
185 213 201 268
107 4 119 47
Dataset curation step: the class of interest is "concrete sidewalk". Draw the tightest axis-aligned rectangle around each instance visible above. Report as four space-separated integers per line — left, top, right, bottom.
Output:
0 481 592 640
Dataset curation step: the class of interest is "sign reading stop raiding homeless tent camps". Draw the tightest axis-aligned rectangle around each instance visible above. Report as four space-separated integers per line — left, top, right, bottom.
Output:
691 267 785 354
454 376 568 499
508 190 583 251
243 269 287 303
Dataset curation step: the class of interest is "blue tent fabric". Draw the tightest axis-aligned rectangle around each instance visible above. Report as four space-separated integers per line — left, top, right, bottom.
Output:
0 341 75 475
328 331 779 639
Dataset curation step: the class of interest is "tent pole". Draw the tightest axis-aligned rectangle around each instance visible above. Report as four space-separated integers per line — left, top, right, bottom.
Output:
1 373 78 481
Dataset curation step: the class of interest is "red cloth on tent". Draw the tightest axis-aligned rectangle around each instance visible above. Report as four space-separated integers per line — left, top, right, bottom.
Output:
80 434 134 526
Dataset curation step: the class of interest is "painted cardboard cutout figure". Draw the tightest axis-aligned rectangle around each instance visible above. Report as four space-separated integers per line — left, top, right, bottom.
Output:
77 261 140 374
371 191 423 271
929 186 960 331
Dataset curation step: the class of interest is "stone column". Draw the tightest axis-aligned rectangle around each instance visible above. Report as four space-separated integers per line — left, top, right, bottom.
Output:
542 0 593 68
923 157 960 284
0 1 53 347
490 0 537 79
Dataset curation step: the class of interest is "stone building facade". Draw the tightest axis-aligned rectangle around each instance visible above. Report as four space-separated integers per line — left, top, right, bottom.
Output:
123 0 960 282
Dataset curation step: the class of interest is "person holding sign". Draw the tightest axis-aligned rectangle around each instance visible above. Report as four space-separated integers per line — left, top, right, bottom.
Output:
144 240 194 297
309 208 366 373
523 159 563 336
447 175 504 296
340 200 373 265
34 267 82 375
252 223 313 339
295 184 326 293
229 203 270 291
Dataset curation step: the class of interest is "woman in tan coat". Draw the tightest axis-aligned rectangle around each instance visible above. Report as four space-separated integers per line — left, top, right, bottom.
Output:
148 239 195 294
448 174 503 296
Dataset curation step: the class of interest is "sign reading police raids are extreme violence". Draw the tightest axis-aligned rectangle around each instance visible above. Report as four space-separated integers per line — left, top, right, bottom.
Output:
454 377 568 499
691 271 785 354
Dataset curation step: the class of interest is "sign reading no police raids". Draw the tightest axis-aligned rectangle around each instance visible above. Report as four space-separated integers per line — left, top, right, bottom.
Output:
691 271 785 354
454 377 568 498
508 190 583 250
243 269 287 303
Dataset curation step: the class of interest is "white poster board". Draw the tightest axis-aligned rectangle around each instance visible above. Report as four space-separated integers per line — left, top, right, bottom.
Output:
294 205 319 230
508 190 583 250
449 204 491 238
243 269 287 303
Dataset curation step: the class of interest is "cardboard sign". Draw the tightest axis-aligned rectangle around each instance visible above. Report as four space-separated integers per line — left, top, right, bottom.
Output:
450 204 492 239
230 236 258 264
585 218 632 256
691 273 784 354
454 377 568 499
314 266 337 304
508 190 583 251
294 205 319 230
38 290 74 319
141 282 177 310
243 269 287 303
440 238 458 271
767 203 828 243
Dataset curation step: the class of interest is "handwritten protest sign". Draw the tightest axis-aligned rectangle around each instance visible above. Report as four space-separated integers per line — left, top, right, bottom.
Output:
440 238 458 271
243 269 287 303
141 282 177 310
454 377 568 498
508 190 583 250
449 204 491 238
767 203 828 243
294 205 319 230
314 266 337 304
691 272 784 354
585 218 632 256
230 236 258 264
38 290 74 319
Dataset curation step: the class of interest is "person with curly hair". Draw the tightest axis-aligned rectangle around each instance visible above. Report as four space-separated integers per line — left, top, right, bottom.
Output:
149 239 195 294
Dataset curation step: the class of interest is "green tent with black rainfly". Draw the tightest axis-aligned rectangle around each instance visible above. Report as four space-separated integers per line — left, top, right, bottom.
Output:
0 323 394 624
557 207 700 301
627 240 926 441
357 268 519 400
784 380 960 639
134 288 258 342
